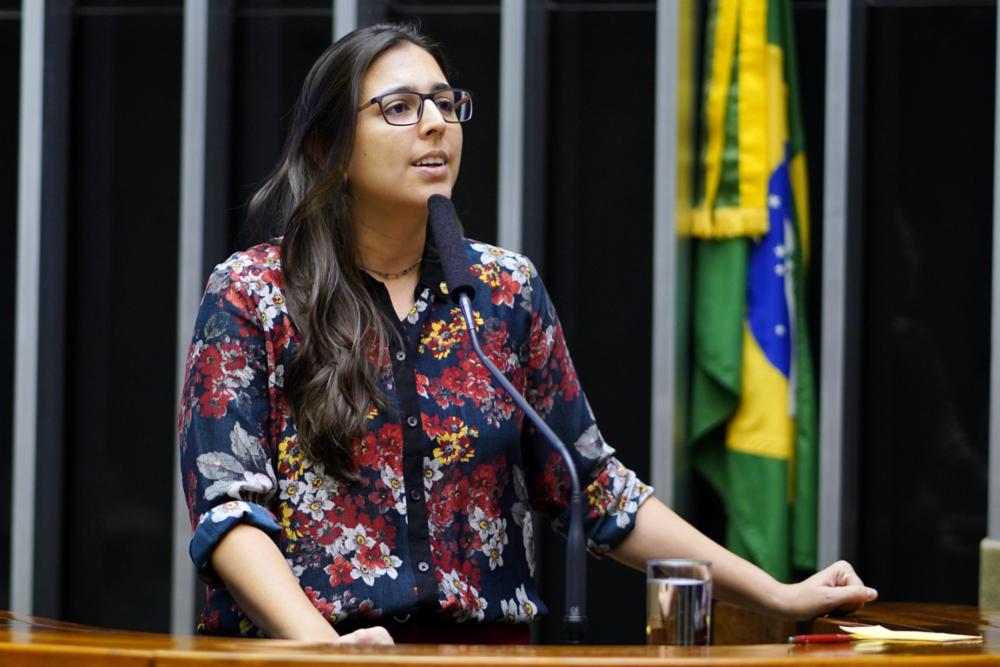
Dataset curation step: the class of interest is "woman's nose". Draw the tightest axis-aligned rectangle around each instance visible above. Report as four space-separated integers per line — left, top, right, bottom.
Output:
419 99 447 133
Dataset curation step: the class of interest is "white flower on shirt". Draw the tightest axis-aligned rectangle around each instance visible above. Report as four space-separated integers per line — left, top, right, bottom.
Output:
339 524 375 553
406 289 431 324
350 557 378 586
573 424 611 460
483 536 506 570
302 471 332 499
381 464 407 511
278 478 306 504
471 241 507 266
608 460 643 528
377 543 402 580
302 494 333 521
440 569 487 622
423 456 444 490
196 423 276 503
500 584 537 622
206 500 251 523
255 282 286 330
507 255 534 284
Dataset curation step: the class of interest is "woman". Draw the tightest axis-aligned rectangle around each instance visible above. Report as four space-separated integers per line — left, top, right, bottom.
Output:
178 23 876 646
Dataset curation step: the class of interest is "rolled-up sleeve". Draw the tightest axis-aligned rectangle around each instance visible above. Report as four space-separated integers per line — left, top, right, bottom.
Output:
178 258 282 583
519 267 654 556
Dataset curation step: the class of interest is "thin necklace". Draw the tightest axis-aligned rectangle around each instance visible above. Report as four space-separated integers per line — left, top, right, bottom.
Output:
360 257 422 281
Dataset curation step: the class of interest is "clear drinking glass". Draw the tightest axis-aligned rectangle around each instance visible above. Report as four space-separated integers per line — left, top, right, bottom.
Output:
646 559 712 645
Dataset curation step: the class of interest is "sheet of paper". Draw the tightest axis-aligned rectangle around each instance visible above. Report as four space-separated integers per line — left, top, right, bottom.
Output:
840 624 982 643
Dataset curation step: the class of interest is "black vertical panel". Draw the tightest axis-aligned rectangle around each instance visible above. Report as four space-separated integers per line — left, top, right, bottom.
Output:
204 0 236 276
387 2 501 245
62 4 182 631
858 2 993 604
523 0 550 270
227 2 332 252
540 5 655 645
792 0 826 373
0 0 20 611
33 0 74 619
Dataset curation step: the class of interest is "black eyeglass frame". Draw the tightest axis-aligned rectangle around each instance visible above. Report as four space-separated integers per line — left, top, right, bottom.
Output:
357 88 474 126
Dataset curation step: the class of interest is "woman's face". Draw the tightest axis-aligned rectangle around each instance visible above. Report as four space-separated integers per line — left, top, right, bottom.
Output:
347 42 463 220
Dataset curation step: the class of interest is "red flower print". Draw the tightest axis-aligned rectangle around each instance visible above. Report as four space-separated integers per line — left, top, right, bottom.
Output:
491 271 521 307
304 586 337 619
324 556 355 587
528 313 551 370
354 432 380 470
415 372 430 397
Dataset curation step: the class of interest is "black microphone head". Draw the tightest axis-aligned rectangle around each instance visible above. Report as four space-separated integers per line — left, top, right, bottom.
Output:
427 195 476 303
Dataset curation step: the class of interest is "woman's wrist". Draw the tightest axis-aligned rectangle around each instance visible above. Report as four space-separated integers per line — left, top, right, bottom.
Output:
763 579 794 619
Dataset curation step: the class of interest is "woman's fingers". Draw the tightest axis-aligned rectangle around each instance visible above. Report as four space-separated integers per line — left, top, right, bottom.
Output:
825 560 864 587
335 627 395 645
813 560 868 590
827 583 878 614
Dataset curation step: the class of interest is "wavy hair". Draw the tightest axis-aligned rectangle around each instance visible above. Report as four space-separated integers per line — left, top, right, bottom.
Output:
247 24 448 482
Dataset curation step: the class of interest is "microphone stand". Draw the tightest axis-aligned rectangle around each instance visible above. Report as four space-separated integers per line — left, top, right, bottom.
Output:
456 295 588 644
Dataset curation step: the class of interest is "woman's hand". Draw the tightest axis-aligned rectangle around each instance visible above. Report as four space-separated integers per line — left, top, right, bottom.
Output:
332 627 395 645
776 560 879 620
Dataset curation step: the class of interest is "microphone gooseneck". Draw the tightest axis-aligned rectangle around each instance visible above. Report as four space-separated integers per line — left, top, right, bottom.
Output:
426 196 588 644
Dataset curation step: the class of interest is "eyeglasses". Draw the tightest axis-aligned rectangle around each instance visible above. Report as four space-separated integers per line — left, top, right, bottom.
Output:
358 88 474 126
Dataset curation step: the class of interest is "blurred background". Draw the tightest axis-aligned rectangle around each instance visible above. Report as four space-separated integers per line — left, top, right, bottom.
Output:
0 0 994 645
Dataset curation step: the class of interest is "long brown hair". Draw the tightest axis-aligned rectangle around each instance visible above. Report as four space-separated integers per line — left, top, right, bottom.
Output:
248 24 449 482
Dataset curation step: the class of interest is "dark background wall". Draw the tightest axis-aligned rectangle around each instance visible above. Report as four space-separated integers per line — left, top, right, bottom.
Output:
0 0 994 643
854 0 993 606
59 1 183 630
536 2 654 644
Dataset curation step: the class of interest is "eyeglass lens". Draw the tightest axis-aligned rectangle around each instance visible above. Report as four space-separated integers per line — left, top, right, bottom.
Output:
379 89 472 125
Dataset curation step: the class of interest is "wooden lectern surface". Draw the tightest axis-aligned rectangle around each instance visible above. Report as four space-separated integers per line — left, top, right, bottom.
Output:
2 603 999 666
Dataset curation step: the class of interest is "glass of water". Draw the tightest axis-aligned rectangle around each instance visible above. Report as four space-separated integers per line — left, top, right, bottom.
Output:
646 559 712 645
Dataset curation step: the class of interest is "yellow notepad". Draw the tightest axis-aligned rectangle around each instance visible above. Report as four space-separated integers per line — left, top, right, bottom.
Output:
840 624 982 643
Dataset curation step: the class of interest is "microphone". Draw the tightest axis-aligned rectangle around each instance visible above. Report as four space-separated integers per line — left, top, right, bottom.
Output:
425 195 588 644
426 194 477 303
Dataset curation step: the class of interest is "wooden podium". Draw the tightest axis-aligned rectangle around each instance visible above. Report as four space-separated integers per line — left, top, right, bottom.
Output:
2 602 998 666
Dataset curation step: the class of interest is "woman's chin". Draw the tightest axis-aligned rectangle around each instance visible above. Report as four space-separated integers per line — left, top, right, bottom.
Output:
416 184 455 205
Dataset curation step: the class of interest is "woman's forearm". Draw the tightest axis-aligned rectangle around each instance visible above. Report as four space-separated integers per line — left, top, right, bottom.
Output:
211 524 341 640
610 496 784 613
610 496 876 620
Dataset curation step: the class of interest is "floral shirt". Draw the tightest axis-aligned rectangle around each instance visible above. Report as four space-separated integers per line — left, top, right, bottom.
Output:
178 238 653 636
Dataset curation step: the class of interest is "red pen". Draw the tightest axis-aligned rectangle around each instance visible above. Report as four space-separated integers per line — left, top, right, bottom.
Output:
788 633 854 644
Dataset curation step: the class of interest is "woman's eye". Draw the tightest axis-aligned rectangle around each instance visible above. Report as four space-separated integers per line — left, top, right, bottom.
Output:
434 98 456 113
383 100 413 117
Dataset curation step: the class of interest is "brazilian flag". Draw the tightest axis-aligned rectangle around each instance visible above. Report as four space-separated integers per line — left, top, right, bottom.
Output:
688 0 817 581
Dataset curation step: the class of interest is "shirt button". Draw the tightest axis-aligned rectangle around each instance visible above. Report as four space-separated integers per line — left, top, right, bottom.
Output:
406 415 419 428
395 350 406 362
409 489 421 502
417 561 430 573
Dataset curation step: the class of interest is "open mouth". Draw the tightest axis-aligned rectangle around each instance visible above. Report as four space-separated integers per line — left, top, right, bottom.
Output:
413 153 448 168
